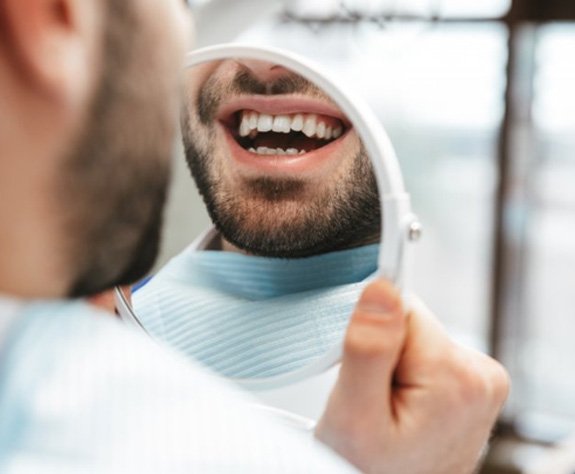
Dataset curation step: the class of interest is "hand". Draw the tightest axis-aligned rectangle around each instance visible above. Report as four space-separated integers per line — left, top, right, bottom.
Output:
316 280 509 474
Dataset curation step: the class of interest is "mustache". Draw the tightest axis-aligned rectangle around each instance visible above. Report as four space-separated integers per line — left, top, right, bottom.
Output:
196 66 326 126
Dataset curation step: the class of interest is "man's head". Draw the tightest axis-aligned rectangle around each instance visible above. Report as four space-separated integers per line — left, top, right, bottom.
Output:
0 0 191 298
182 60 380 259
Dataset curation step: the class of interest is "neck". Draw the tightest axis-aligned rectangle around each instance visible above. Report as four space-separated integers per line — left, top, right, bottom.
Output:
221 238 247 255
0 235 69 299
0 157 69 299
0 60 79 299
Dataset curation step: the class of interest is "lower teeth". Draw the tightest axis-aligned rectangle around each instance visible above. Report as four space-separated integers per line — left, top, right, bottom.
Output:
248 147 306 156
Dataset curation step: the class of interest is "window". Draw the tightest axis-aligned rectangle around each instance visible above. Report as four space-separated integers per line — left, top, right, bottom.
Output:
513 24 575 436
284 0 511 19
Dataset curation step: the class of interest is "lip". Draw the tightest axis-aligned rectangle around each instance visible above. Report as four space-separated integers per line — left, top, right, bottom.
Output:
216 95 351 125
218 121 353 178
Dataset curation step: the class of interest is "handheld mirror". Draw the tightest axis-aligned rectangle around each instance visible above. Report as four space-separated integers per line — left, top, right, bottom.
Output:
115 44 420 401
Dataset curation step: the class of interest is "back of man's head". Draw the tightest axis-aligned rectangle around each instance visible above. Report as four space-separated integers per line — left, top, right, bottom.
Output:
0 0 191 299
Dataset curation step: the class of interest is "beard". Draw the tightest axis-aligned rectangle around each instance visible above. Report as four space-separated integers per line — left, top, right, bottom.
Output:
63 1 174 297
182 66 381 258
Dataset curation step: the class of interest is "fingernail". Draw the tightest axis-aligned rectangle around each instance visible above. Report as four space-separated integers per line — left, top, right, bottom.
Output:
357 280 401 315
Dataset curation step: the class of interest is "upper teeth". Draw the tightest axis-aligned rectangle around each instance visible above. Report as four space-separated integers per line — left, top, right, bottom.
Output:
239 111 342 140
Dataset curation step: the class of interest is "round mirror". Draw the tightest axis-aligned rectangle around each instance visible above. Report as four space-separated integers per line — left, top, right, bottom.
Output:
116 45 418 399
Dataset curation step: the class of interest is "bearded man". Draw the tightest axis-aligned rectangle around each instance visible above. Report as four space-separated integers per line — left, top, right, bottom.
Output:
0 0 508 472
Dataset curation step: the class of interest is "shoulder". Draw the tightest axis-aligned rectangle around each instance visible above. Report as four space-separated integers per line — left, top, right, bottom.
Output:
3 299 241 404
0 300 356 473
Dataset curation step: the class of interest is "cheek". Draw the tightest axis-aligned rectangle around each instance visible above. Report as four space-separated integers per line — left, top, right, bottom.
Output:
343 132 363 162
187 118 230 188
190 115 217 159
145 0 191 72
164 0 193 58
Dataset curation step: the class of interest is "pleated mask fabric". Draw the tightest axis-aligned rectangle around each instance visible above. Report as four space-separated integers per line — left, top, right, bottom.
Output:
133 244 379 379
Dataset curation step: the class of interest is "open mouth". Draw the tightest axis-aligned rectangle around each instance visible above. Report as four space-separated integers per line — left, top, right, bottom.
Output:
221 110 348 156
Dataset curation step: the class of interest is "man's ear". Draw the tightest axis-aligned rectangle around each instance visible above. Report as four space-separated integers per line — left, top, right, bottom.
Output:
2 0 103 104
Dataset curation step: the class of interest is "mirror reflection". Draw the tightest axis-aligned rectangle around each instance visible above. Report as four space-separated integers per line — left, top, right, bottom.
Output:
131 59 381 380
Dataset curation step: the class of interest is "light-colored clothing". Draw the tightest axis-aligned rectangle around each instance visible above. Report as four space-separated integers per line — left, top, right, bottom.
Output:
0 299 20 348
134 229 378 379
0 296 357 473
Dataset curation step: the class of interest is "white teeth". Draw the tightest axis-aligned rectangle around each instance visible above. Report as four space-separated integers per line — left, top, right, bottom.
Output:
248 112 258 129
257 114 273 132
291 114 304 132
303 115 318 138
249 147 306 156
240 112 259 137
239 115 251 137
255 146 275 155
272 115 292 133
237 110 342 141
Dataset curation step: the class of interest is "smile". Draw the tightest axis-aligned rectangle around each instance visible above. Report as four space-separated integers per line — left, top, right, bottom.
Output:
215 96 353 177
234 110 345 156
217 95 350 157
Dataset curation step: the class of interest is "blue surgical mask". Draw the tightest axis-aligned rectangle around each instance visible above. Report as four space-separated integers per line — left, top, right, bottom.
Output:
133 244 379 379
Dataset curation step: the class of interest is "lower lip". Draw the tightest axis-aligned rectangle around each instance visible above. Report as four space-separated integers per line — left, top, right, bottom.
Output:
219 124 350 178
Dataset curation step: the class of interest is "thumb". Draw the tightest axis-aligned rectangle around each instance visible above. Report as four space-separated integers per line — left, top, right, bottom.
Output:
335 279 407 412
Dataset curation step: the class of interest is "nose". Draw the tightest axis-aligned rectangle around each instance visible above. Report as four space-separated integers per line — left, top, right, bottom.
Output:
236 59 292 83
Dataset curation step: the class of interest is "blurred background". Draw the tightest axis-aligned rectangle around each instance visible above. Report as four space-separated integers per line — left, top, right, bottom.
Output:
164 1 575 471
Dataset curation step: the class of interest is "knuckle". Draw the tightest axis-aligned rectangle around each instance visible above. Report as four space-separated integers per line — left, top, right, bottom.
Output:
452 369 486 405
444 349 511 408
425 349 454 373
442 348 491 404
485 359 511 404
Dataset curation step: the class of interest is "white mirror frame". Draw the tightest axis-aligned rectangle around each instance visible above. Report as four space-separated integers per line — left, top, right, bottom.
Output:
116 43 419 391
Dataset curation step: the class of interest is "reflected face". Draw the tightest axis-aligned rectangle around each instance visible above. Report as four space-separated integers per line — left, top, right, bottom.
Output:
182 60 380 258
